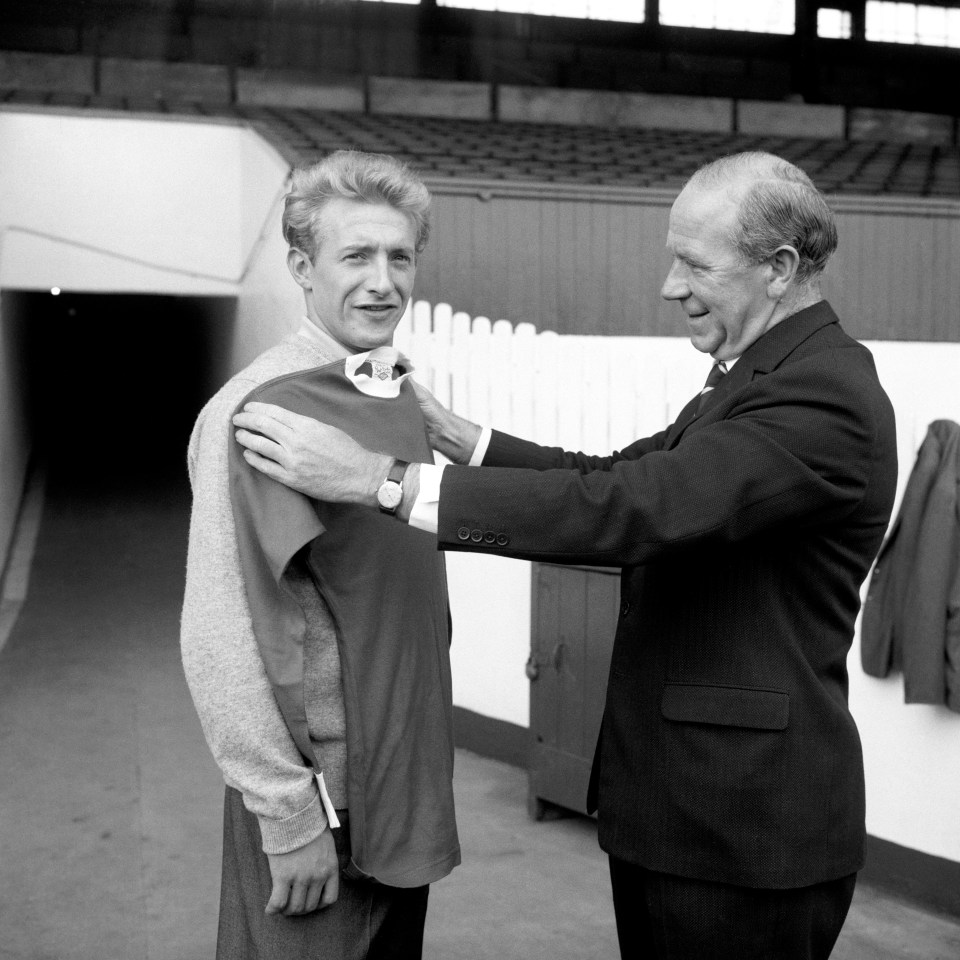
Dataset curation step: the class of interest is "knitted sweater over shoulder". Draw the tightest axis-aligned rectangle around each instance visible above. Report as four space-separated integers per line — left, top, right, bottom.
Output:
181 333 346 855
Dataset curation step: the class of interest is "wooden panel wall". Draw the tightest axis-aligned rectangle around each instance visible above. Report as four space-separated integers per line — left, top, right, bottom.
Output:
419 186 675 337
823 200 960 342
417 183 960 343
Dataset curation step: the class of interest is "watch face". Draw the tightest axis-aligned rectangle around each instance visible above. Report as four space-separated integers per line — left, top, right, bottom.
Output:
377 481 402 511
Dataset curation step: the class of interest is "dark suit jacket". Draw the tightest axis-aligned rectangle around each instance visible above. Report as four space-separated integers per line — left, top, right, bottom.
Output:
861 418 960 712
438 301 897 889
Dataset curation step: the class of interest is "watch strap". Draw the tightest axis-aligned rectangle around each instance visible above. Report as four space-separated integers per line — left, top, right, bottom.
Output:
386 459 409 486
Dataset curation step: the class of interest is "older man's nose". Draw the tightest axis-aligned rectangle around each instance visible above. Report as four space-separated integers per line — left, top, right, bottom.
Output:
661 261 687 301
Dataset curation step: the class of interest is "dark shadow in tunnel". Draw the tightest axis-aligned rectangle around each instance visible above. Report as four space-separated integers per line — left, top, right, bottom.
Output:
15 290 236 500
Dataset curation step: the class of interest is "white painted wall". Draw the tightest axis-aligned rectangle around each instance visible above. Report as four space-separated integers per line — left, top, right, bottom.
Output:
852 342 960 862
0 110 287 295
227 189 303 378
446 553 533 726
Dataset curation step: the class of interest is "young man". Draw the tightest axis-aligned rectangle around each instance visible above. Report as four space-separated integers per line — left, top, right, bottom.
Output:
181 150 459 960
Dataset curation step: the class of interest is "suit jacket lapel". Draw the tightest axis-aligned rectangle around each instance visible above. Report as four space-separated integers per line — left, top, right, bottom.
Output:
664 393 702 446
664 301 840 450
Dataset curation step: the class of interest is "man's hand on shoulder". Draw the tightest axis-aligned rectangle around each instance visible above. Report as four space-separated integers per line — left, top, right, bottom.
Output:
412 381 482 464
233 402 389 506
265 827 339 916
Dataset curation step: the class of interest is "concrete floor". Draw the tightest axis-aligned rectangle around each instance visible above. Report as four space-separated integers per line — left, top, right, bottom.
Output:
1 471 960 959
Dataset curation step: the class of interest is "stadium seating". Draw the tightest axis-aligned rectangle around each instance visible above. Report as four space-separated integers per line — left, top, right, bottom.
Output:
1 85 957 198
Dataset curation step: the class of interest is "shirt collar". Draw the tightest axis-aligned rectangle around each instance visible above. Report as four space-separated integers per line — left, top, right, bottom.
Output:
345 346 415 398
710 355 740 369
296 318 352 361
296 318 414 399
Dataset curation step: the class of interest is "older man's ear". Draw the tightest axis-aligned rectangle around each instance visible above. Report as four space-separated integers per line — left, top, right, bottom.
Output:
765 244 801 301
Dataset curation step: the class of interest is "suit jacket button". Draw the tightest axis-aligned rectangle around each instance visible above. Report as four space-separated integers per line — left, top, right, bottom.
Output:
496 533 509 546
457 526 470 541
484 531 496 543
470 529 484 542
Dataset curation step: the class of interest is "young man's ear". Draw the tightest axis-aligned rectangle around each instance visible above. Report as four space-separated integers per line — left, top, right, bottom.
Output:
287 248 312 290
766 244 800 300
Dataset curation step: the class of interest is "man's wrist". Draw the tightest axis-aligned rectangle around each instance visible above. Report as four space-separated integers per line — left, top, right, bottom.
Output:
397 463 421 523
455 419 483 464
435 413 482 465
376 458 408 515
367 452 395 508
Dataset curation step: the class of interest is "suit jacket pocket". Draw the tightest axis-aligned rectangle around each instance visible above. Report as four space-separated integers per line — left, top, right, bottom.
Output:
661 682 789 730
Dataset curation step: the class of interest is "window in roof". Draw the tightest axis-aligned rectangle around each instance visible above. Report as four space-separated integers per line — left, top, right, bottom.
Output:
659 0 794 33
434 0 644 22
866 1 960 46
818 7 853 37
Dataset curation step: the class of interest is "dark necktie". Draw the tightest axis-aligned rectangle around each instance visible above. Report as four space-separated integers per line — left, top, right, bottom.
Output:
696 360 728 414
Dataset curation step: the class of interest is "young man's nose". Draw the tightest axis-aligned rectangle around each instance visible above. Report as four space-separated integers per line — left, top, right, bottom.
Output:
365 256 394 295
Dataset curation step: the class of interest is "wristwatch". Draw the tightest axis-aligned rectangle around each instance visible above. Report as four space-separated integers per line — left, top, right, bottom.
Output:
376 459 409 515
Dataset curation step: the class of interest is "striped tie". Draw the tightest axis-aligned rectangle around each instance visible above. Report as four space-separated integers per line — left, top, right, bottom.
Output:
696 360 728 413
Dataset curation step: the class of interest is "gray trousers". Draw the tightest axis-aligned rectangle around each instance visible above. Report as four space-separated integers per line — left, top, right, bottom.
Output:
217 786 430 960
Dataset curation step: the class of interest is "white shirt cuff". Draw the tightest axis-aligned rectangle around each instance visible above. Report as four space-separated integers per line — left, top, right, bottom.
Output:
469 427 493 466
408 428 491 535
408 464 445 534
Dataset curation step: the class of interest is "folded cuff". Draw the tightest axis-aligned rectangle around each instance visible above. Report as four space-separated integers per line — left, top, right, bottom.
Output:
257 791 328 855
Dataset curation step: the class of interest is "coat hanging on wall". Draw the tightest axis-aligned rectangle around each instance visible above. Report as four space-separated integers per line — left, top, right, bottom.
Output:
861 418 960 713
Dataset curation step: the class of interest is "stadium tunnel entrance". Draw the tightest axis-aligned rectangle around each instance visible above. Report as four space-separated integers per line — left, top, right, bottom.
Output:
6 289 236 495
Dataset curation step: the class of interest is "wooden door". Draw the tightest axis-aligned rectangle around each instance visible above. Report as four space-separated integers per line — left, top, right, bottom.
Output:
528 563 620 819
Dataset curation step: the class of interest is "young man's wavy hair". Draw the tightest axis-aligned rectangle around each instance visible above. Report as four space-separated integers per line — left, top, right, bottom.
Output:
282 150 431 260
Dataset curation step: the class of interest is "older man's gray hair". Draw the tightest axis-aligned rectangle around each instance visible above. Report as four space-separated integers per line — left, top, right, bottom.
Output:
690 152 838 283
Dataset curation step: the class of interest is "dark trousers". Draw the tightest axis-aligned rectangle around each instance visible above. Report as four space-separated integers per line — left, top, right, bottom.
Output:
609 856 856 960
217 786 429 960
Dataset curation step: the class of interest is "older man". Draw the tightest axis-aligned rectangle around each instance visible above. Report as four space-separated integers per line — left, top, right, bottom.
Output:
181 150 459 960
234 152 897 959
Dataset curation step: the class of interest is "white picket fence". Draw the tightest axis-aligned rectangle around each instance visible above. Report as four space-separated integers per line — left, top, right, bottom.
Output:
394 299 960 480
394 299 709 455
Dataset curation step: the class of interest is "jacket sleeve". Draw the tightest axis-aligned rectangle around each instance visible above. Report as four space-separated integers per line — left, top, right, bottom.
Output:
439 353 884 567
180 386 328 854
482 425 669 473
